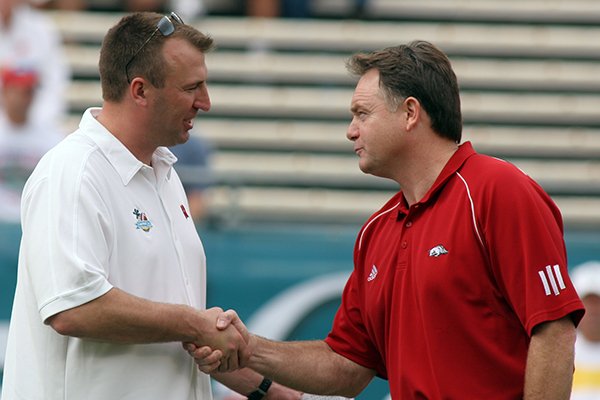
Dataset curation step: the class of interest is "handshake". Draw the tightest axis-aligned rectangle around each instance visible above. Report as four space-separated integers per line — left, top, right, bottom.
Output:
181 307 365 400
183 307 253 374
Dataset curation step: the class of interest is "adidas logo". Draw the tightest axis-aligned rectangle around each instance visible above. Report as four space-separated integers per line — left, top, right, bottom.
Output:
538 264 566 296
367 265 378 282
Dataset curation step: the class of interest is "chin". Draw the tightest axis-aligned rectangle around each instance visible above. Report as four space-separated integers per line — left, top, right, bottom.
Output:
358 160 371 174
178 131 191 143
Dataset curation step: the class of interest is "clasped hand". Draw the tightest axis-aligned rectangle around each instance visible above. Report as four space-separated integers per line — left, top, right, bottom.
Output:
183 308 251 373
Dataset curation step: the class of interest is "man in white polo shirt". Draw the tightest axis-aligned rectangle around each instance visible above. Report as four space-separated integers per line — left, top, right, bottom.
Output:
1 11 297 400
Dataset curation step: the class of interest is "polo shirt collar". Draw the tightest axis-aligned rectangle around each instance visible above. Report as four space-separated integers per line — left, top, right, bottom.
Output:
424 141 476 200
79 108 177 186
398 141 476 215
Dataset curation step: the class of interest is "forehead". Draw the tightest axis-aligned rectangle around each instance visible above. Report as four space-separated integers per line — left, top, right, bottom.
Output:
162 38 207 77
351 69 383 106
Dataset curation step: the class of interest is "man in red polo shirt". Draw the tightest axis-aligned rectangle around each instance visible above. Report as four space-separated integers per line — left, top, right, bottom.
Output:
190 40 585 399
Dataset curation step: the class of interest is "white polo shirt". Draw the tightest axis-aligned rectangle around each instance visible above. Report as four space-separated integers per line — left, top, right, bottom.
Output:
1 108 212 400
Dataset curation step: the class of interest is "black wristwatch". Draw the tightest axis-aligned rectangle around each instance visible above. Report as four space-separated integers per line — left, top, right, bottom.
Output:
247 377 272 400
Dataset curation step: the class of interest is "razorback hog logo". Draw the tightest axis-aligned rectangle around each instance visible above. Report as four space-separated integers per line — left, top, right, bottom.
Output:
428 245 448 257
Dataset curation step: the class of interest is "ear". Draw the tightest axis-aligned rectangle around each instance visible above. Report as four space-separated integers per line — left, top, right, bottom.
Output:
129 77 149 106
403 96 421 131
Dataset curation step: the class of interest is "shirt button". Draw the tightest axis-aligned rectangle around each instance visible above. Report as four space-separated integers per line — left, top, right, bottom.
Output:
401 241 408 249
405 221 412 228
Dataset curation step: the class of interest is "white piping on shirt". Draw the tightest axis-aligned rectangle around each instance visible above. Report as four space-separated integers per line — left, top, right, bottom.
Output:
456 172 485 249
358 202 402 251
357 172 485 253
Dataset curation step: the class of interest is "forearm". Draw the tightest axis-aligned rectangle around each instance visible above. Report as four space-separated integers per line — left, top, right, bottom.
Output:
247 337 374 397
524 316 577 400
47 287 221 345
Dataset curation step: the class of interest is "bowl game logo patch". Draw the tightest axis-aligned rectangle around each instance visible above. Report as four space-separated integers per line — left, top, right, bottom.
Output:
133 208 153 232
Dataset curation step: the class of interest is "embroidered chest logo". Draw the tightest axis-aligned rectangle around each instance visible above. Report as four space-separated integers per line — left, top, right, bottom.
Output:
367 265 378 282
180 204 190 219
428 244 448 257
133 208 153 232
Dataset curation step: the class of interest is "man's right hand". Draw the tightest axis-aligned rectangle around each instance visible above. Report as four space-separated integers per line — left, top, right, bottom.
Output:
187 308 253 373
191 307 249 371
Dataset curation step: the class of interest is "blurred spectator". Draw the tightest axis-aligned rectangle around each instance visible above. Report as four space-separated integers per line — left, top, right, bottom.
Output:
47 0 166 12
247 0 310 18
247 0 279 17
0 0 70 129
42 0 204 20
170 133 215 224
245 0 367 19
280 0 310 18
571 261 600 399
125 0 162 11
124 0 204 19
32 0 86 10
170 0 204 20
0 66 64 223
351 0 368 19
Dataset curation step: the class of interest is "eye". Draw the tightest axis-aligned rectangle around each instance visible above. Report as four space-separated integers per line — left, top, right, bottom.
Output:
184 83 203 92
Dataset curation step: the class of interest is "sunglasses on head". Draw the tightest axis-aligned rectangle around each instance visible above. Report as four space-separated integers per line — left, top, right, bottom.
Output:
125 12 184 83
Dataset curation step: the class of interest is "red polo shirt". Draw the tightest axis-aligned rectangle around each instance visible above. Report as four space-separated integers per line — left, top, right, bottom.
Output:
325 142 585 399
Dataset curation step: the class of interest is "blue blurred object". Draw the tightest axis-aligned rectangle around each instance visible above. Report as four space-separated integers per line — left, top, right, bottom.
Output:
0 223 19 321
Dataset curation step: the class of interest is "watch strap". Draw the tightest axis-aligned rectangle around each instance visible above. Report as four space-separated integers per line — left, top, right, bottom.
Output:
247 377 272 400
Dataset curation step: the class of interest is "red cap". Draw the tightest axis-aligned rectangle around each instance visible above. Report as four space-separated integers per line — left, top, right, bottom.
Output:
0 67 39 88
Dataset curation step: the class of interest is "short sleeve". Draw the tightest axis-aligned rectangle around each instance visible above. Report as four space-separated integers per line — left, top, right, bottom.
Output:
21 152 113 322
477 163 584 335
325 269 387 378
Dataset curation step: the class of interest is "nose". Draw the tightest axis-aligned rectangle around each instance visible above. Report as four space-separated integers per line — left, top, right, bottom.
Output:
194 86 211 112
346 118 358 141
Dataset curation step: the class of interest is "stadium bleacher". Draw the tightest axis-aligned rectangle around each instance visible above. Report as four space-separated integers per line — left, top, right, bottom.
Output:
46 0 600 229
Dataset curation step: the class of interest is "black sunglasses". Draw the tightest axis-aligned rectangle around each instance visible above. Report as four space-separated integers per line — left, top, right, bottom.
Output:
124 12 184 83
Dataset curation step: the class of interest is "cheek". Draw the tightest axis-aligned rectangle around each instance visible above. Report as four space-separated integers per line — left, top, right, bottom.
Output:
361 115 400 148
376 122 402 149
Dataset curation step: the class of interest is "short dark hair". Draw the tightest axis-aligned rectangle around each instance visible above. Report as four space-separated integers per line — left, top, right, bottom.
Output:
99 12 214 102
346 40 462 143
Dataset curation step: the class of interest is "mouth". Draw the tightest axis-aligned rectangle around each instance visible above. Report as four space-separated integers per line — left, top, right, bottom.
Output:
354 146 363 156
183 118 194 131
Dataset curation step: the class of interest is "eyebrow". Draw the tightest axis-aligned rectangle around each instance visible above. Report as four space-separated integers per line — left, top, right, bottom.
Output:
350 101 368 114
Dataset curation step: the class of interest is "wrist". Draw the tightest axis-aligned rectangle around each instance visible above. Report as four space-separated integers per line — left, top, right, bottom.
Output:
263 382 303 400
247 377 272 400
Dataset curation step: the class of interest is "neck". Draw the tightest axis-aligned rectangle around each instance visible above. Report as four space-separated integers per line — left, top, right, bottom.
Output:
399 140 459 206
96 104 155 165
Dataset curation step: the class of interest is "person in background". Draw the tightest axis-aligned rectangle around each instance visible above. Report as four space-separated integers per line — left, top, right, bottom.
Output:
0 66 63 394
247 0 310 18
0 66 64 223
39 0 205 21
170 132 215 224
0 0 70 130
1 11 299 400
191 40 585 400
571 261 600 399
